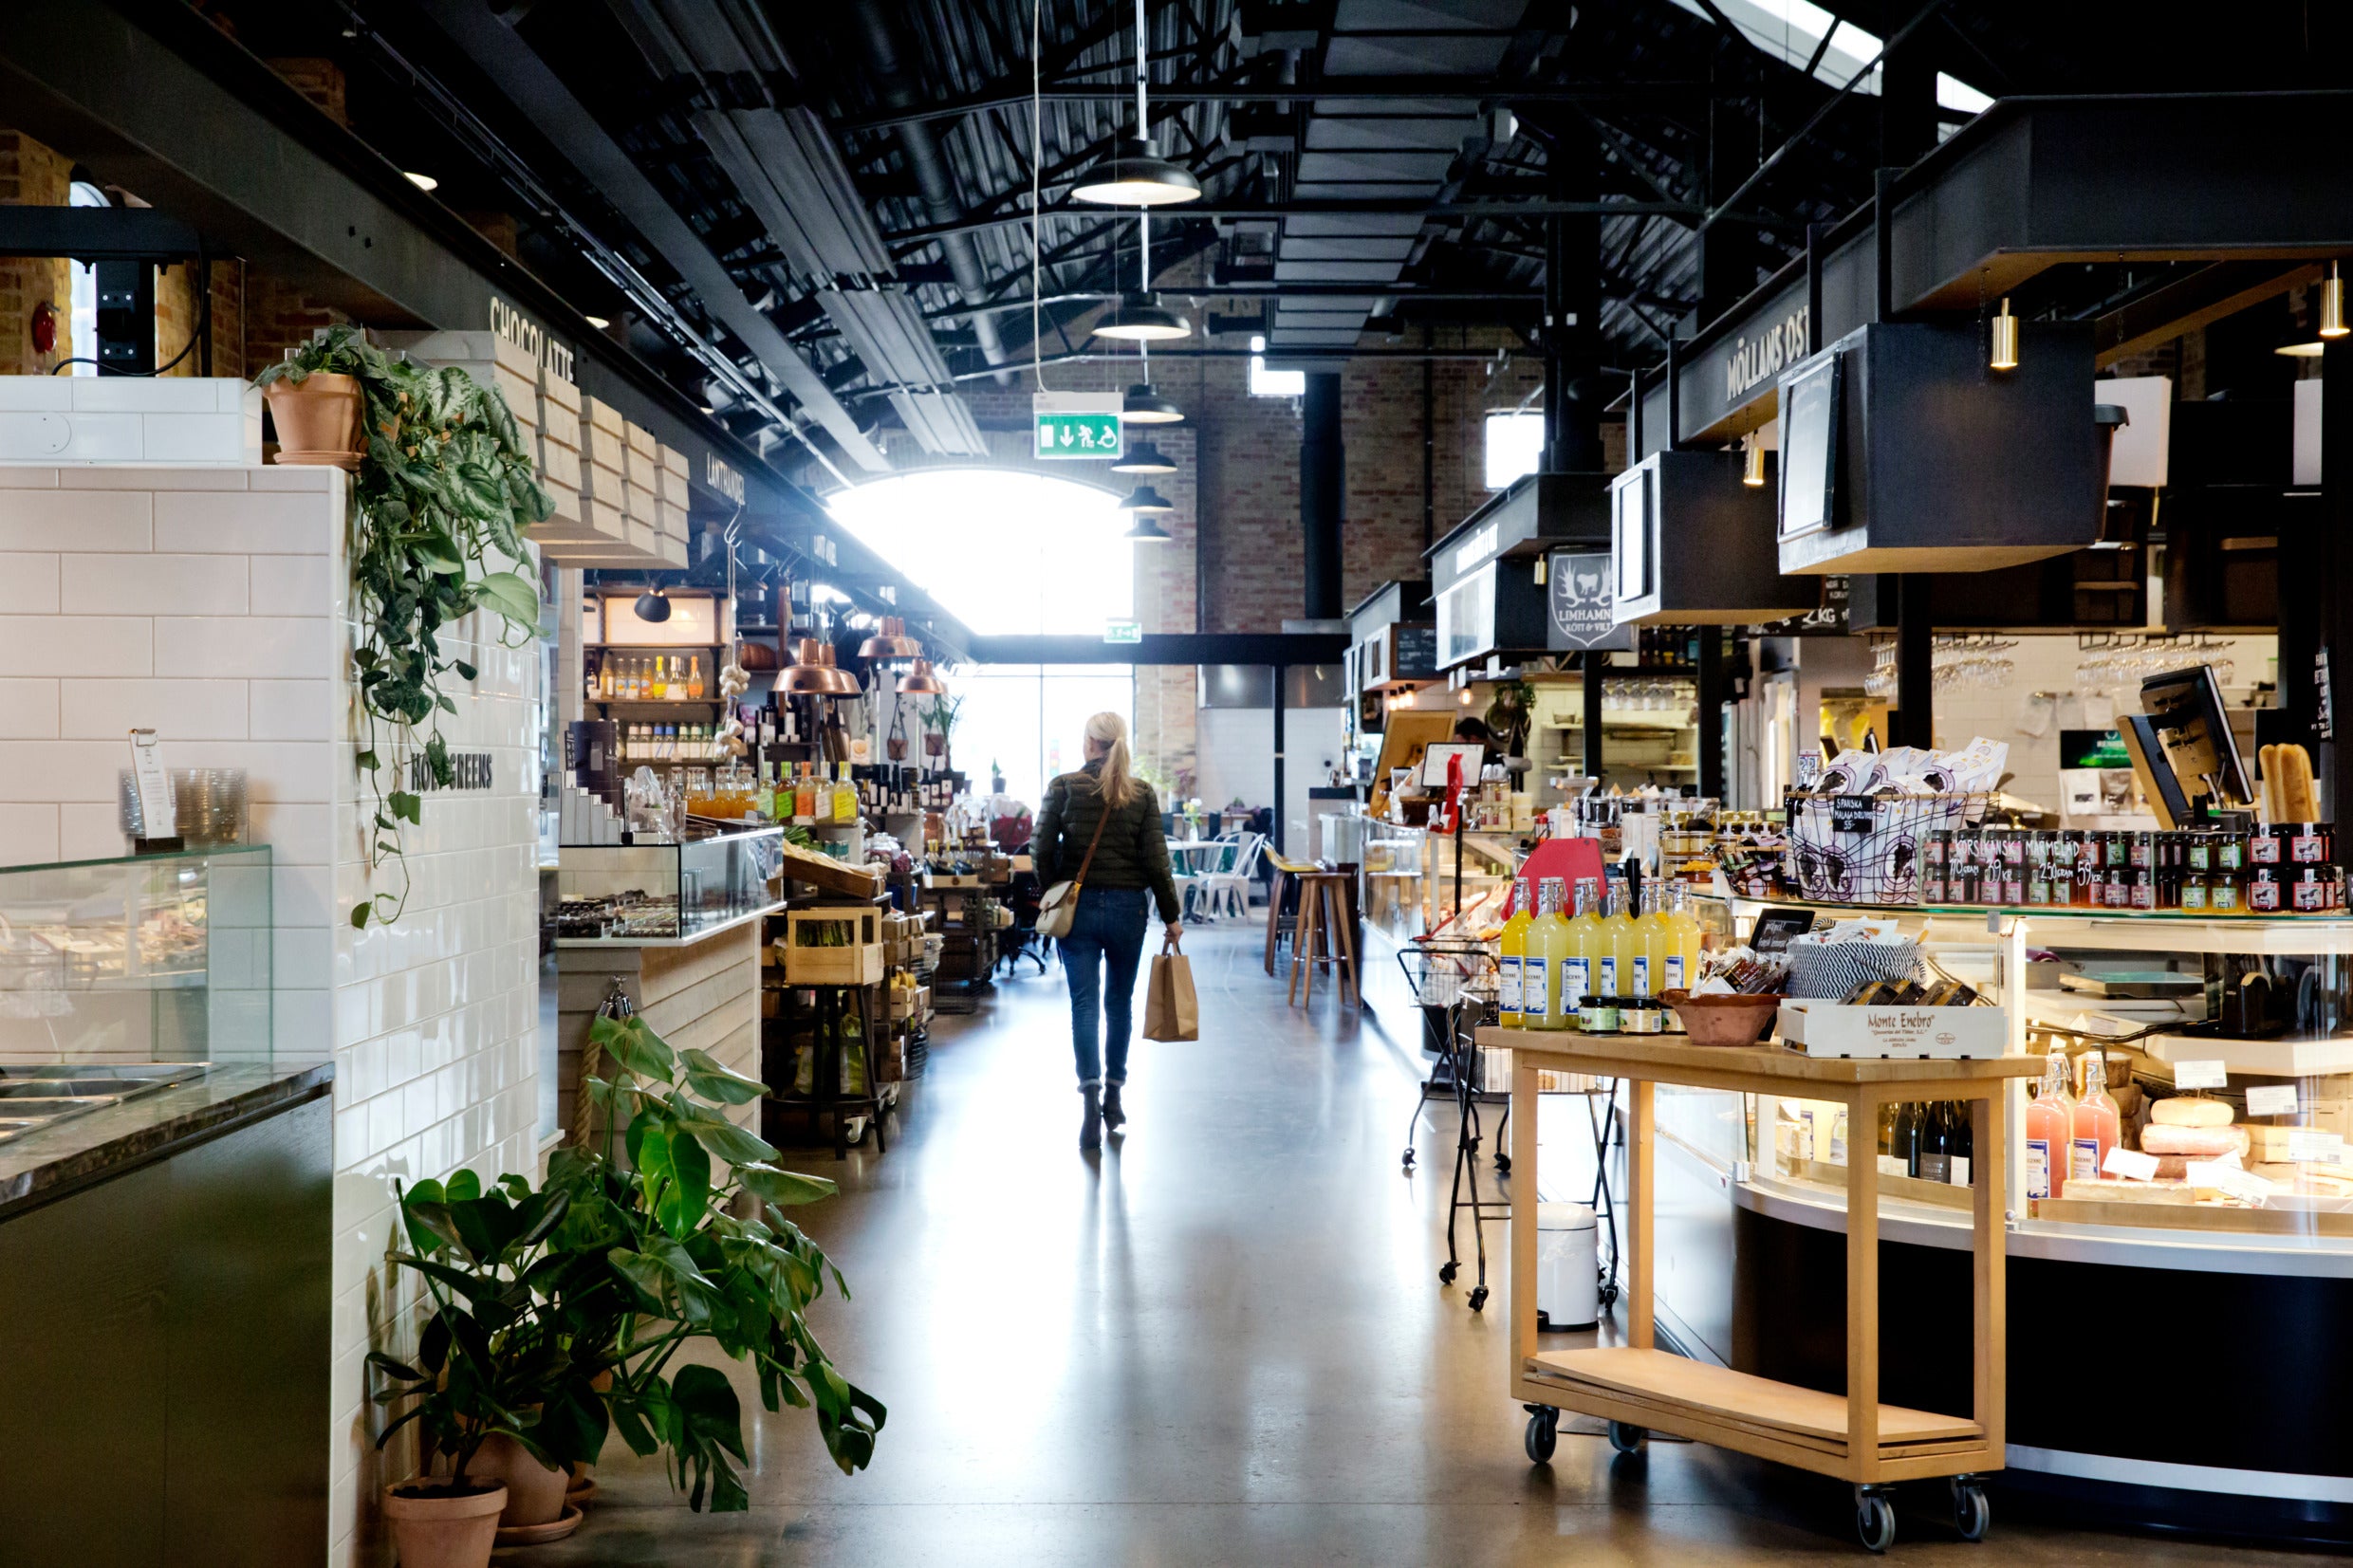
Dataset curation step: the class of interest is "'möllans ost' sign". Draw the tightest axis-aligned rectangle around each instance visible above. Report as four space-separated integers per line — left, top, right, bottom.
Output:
1033 392 1123 459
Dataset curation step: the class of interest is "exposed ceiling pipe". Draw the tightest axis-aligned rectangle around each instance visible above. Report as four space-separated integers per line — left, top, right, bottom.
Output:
856 8 1011 384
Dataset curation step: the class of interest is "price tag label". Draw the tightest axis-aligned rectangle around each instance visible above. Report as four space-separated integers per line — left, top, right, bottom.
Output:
2288 1128 2346 1162
2246 1084 2301 1118
2102 1146 2161 1181
2187 1161 2276 1203
2173 1059 2228 1091
128 729 176 839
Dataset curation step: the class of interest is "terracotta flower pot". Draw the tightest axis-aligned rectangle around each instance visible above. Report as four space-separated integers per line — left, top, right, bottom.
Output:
470 1433 569 1526
382 1482 507 1568
923 733 945 757
263 371 364 469
887 737 908 762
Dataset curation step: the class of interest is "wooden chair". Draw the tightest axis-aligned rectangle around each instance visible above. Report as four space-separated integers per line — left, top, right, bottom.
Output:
1288 870 1359 1007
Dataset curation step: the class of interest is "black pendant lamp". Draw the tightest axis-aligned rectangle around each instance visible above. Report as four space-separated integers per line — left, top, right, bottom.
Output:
1110 439 1176 475
1091 292 1190 341
1124 514 1174 542
1121 383 1184 424
634 585 672 623
1117 482 1175 516
1071 136 1201 208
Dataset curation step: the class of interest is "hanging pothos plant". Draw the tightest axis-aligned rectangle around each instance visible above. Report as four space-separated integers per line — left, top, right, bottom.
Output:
255 325 551 930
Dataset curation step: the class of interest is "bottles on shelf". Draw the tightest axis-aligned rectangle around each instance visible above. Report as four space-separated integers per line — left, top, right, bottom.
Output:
2025 1052 2074 1209
1563 879 1603 1015
2070 1051 2121 1183
1524 876 1569 1032
1497 877 1534 1029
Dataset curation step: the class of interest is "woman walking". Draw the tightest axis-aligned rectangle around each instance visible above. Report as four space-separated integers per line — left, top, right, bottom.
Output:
1032 711 1182 1149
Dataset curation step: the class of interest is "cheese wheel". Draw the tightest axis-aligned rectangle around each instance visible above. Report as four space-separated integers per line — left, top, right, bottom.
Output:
2140 1123 2251 1157
2150 1096 2234 1128
2062 1176 2193 1205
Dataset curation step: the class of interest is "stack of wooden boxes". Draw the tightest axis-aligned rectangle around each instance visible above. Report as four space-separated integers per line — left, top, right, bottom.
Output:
583 397 636 561
657 445 693 566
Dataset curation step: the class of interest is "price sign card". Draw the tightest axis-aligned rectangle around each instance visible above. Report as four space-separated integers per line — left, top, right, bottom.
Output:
2173 1059 2228 1091
2187 1161 2277 1204
2246 1084 2301 1118
128 729 176 839
2288 1128 2347 1162
2103 1147 2160 1181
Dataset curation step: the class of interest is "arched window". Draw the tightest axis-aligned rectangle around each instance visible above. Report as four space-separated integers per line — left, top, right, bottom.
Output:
65 179 108 378
829 469 1141 805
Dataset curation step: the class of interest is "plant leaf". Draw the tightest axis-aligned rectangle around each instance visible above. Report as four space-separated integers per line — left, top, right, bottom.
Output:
736 1163 837 1208
680 1047 768 1106
472 569 540 625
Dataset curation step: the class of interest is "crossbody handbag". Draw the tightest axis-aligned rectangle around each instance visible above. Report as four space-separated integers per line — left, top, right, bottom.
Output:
1036 785 1113 939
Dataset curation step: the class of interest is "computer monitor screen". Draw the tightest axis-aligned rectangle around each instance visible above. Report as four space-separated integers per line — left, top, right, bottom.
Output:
2133 664 2254 818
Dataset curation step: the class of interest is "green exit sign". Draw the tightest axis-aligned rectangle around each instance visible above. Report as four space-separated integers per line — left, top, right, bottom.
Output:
1033 392 1123 459
1103 618 1143 643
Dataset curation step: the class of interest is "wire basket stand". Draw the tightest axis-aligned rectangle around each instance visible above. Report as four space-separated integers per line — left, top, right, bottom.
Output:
1399 937 1510 1313
1784 790 1997 905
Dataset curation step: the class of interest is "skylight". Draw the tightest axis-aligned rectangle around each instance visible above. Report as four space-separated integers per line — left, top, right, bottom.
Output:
1667 0 1991 118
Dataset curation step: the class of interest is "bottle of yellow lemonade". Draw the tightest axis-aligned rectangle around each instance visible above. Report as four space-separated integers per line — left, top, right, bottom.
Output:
1497 877 1534 1029
1525 876 1570 1031
1562 879 1603 1022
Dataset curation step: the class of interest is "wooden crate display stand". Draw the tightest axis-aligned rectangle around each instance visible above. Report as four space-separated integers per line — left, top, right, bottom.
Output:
1487 1031 2040 1553
778 904 885 986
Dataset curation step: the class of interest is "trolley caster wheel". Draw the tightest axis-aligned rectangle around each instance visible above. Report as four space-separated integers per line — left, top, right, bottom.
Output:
1854 1487 1897 1554
1523 1406 1559 1464
1494 1154 1511 1174
1468 1285 1489 1312
1607 1421 1646 1455
1401 1148 1417 1169
1952 1477 1991 1542
1438 1262 1458 1285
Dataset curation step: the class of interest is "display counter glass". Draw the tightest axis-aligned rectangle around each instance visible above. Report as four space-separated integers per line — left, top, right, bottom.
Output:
0 845 272 1146
1355 822 1516 941
556 825 784 945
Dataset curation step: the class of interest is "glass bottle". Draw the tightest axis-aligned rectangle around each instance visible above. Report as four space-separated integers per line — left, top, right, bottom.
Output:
1524 877 1570 1031
1497 877 1534 1029
1597 884 1637 1000
1564 880 1604 1016
2070 1052 2121 1183
1916 1100 1955 1184
1892 1100 1924 1178
794 764 818 821
1660 883 1704 993
2024 1052 2073 1210
689 655 706 700
1632 885 1670 998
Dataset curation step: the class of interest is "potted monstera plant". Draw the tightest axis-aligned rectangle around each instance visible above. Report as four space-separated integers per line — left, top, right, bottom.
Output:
368 1015 882 1567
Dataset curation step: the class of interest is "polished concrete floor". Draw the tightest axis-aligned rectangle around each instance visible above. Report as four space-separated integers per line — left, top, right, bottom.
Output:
518 927 2337 1566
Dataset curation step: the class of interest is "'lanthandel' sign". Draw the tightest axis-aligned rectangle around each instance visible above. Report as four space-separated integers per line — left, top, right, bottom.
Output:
1033 392 1124 459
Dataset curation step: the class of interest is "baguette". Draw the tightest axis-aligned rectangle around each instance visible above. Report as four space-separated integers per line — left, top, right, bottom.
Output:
2150 1095 2234 1128
2282 743 2320 823
2261 745 2283 822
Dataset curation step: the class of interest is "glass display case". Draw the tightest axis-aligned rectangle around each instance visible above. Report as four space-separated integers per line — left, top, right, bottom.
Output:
1356 822 1518 941
0 845 272 1145
556 824 785 944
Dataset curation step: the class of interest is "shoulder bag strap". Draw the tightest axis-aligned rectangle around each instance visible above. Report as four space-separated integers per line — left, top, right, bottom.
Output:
1068 782 1114 892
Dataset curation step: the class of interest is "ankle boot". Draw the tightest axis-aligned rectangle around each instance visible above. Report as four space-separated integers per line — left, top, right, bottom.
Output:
1080 1085 1102 1150
1102 1082 1126 1131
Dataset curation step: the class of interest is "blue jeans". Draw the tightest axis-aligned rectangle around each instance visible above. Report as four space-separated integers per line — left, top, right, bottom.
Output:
1061 886 1150 1087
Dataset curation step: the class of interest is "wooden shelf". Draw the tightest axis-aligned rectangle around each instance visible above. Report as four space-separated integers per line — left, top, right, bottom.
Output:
1526 1348 1980 1453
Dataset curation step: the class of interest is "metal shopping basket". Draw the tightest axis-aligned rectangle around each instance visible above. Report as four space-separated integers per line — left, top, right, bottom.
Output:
1399 936 1509 1313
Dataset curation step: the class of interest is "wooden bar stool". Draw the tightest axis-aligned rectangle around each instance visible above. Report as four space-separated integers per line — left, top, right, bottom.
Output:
1263 854 1315 976
1288 870 1359 1007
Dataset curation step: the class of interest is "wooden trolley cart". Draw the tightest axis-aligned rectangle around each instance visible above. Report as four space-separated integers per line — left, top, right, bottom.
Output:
1485 1031 2040 1553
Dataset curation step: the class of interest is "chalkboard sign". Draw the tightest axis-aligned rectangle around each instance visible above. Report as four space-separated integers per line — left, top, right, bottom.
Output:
1394 623 1439 680
1547 548 1635 652
1753 574 1851 636
1828 794 1879 837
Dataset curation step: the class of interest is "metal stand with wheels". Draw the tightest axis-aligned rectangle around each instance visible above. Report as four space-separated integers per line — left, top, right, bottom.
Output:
1399 941 1508 1312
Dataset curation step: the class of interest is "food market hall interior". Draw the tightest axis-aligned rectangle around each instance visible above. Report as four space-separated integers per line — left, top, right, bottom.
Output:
9 3 2353 1563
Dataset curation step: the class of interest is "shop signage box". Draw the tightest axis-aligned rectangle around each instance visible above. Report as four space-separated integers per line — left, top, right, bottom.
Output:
1775 320 2101 576
1610 448 1819 626
1777 999 2009 1060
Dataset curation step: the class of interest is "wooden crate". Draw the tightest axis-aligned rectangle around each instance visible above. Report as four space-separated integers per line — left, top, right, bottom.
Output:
779 906 885 986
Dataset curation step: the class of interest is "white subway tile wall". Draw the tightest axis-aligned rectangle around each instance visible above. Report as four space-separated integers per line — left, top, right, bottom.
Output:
0 464 545 1568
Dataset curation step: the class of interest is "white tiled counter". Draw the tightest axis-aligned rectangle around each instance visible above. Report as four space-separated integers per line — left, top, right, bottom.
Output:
0 462 544 1567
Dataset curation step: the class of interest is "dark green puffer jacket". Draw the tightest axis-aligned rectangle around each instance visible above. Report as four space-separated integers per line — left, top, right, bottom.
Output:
1033 759 1181 924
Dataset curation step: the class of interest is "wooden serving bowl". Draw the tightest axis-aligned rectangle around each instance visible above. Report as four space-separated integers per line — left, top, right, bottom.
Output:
1658 989 1784 1047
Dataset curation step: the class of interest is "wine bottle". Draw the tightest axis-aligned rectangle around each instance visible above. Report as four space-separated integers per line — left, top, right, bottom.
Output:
1892 1101 1923 1177
1916 1100 1954 1184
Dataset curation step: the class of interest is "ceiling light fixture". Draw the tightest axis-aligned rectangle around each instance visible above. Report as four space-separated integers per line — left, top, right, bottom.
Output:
1090 292 1190 341
897 657 948 695
1117 483 1175 516
1121 382 1184 424
2325 261 2348 341
1070 0 1201 207
857 616 924 662
781 638 836 696
584 314 612 331
1110 438 1176 475
1124 514 1174 542
1989 297 2018 372
1742 433 1767 488
403 171 440 193
634 585 672 623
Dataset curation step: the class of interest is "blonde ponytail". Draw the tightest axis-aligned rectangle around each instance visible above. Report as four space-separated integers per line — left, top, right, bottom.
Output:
1084 710 1143 807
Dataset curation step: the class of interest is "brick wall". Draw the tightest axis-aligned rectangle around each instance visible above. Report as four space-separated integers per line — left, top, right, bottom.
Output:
0 129 73 377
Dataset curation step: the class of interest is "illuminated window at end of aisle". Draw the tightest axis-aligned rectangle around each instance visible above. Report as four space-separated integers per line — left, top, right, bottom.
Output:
66 178 107 378
1484 410 1546 491
1249 336 1305 398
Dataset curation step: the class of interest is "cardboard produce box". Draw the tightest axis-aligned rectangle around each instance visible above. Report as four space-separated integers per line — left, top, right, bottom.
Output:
1777 1000 2008 1060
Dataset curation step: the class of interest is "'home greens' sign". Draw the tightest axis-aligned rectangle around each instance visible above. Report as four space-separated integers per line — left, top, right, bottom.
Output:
1033 392 1123 459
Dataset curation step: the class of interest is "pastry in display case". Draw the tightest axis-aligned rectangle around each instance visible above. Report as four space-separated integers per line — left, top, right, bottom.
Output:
556 823 785 944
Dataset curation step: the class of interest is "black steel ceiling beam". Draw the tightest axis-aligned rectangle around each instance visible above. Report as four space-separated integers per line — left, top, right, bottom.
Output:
837 80 1713 133
886 198 1701 249
2091 261 2321 368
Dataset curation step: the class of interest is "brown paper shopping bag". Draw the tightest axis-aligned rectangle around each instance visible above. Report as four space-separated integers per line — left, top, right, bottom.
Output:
1142 939 1199 1042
